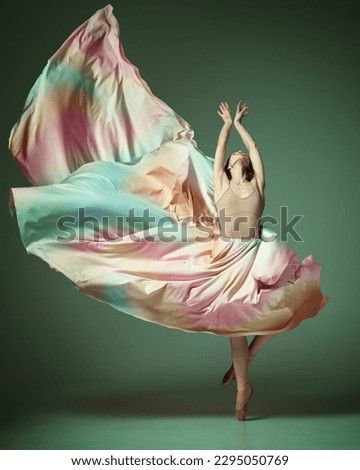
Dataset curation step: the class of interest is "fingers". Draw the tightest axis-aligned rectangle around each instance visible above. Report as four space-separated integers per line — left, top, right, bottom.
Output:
237 100 248 110
220 101 230 111
220 100 248 111
235 101 249 119
218 101 249 120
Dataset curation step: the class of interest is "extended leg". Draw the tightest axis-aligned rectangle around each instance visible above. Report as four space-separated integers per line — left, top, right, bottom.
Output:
248 333 277 363
222 333 277 387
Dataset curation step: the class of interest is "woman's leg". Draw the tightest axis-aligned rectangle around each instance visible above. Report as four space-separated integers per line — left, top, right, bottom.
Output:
248 333 277 363
230 336 250 390
229 336 254 420
222 337 250 387
222 333 277 387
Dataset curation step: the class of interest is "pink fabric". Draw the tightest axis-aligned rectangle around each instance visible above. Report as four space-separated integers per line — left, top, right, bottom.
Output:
8 5 329 336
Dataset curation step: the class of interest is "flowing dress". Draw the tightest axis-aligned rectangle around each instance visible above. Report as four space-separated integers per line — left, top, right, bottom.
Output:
8 4 329 336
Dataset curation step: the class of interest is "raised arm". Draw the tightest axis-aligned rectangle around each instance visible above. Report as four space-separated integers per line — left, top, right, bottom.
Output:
213 102 232 189
234 101 266 189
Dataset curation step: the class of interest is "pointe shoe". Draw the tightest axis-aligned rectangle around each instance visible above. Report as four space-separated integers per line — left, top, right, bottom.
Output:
235 384 254 421
222 365 235 387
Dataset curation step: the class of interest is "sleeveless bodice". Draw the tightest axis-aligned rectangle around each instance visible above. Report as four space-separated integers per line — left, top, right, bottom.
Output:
215 179 265 239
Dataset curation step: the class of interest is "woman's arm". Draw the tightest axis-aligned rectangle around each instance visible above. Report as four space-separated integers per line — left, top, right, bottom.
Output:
234 121 256 150
214 121 232 172
234 101 265 188
235 121 265 187
213 102 232 187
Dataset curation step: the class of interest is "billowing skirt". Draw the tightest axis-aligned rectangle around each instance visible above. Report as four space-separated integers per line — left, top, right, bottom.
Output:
8 4 329 336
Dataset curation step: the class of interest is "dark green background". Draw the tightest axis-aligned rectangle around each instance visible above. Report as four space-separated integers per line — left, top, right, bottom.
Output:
1 0 359 450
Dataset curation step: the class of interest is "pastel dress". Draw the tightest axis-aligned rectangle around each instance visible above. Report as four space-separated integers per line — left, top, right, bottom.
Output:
8 4 329 337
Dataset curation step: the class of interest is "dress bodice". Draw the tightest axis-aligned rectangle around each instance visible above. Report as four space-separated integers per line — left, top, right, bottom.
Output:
215 179 265 239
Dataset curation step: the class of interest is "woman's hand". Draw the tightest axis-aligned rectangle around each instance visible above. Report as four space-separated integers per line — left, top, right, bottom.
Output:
217 101 232 126
234 100 248 125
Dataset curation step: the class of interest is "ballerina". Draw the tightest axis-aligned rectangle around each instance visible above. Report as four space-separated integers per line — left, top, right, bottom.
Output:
8 4 329 422
214 100 279 419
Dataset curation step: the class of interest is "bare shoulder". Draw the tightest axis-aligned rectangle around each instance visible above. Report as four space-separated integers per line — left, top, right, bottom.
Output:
251 174 265 199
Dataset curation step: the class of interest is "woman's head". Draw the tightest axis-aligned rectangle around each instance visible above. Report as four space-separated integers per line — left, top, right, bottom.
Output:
224 150 254 182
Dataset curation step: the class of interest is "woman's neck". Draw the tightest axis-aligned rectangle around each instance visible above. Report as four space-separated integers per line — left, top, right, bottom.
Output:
231 175 248 185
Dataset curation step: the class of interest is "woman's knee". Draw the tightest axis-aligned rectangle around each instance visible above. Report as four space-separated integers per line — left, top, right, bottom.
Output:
230 336 248 348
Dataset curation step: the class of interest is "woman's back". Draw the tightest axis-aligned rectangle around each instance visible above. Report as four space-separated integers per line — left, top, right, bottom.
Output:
215 179 265 239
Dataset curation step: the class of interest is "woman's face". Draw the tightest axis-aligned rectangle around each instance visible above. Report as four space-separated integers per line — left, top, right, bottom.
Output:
229 151 249 169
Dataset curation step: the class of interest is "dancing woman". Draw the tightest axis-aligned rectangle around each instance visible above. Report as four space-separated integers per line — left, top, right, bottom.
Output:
8 5 329 422
214 100 278 420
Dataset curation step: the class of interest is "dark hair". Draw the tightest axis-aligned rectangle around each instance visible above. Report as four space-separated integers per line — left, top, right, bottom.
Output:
224 153 254 182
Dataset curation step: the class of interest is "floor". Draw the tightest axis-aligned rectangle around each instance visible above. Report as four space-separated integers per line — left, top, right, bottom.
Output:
1 378 359 450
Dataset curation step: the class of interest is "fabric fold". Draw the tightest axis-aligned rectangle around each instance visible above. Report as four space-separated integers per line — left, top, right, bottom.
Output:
8 4 329 336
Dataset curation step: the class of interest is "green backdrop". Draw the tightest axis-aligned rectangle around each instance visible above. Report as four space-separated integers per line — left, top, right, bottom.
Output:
1 0 359 450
